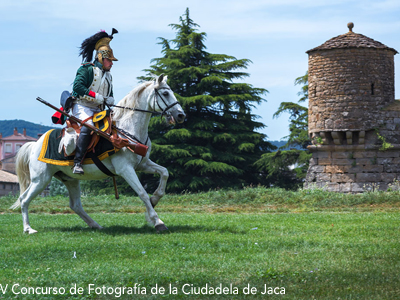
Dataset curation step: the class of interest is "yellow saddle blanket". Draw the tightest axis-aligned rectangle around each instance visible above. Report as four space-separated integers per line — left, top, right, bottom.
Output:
38 129 118 166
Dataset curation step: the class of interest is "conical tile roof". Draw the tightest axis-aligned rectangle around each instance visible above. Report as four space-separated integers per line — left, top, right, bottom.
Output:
307 23 398 54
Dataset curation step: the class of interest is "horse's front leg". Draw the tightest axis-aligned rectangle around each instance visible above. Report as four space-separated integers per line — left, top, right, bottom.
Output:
119 166 167 232
137 159 169 208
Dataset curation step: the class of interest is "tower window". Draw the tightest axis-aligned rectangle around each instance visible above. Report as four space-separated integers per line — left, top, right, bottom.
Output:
371 83 375 95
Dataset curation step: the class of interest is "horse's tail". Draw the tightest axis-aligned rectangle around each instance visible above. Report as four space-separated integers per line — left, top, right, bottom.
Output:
10 142 34 210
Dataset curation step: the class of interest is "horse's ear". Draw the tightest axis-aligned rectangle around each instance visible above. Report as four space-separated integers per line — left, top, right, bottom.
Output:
157 74 164 85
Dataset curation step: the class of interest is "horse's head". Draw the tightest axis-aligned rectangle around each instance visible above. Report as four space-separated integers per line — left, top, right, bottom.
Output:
153 74 186 124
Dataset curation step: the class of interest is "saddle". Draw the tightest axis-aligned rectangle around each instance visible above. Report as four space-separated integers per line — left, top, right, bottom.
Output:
59 110 131 157
38 128 118 167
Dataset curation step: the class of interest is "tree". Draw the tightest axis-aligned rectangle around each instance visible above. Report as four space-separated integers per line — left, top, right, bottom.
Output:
138 8 275 192
273 72 309 150
254 72 311 189
80 177 135 196
254 149 311 189
49 178 68 197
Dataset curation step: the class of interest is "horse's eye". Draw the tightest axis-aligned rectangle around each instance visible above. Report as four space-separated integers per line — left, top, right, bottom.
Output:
163 91 169 96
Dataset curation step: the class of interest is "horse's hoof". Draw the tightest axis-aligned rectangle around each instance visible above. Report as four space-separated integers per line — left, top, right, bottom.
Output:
155 224 168 232
24 228 38 234
89 223 103 230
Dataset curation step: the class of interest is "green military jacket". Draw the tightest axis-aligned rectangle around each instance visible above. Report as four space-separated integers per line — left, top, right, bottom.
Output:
72 60 114 100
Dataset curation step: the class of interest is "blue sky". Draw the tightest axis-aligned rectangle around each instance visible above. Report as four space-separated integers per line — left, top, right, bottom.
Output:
1 0 399 141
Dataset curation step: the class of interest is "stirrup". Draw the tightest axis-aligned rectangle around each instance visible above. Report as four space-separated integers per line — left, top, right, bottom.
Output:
72 163 84 174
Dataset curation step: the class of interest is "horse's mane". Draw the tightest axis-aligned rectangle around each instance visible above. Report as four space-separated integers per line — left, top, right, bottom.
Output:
112 81 153 122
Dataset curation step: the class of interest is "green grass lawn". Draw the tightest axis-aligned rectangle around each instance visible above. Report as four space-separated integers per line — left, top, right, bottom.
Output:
1 188 400 299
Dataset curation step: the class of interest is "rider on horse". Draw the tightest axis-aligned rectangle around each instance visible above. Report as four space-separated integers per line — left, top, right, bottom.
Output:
71 29 118 174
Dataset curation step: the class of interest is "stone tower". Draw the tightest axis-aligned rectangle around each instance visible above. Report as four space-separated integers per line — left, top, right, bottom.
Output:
305 23 399 192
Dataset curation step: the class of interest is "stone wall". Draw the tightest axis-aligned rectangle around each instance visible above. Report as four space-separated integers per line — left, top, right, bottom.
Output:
305 105 400 193
1 155 17 174
380 103 400 144
305 144 400 192
308 48 395 134
0 181 19 197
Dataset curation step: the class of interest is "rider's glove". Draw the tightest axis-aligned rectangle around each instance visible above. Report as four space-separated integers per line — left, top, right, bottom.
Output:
88 91 104 105
95 93 104 104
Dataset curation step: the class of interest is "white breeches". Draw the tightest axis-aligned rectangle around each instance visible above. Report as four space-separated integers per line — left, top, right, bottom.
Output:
71 103 101 126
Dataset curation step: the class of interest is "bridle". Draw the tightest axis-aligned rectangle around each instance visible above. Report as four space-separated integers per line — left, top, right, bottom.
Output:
153 87 180 116
110 86 179 117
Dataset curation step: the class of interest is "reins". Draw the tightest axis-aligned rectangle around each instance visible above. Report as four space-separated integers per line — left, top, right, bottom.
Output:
109 87 179 117
110 104 161 115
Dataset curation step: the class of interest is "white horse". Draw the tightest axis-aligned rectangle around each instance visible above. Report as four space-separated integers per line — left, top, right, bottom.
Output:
10 74 186 234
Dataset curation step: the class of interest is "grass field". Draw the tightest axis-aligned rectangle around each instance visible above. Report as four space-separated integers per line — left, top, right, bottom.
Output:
0 187 400 299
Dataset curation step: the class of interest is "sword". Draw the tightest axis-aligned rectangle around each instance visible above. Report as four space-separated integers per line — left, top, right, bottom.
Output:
36 97 148 157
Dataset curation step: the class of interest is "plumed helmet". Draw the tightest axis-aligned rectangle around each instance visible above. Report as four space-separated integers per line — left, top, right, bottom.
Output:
79 28 118 64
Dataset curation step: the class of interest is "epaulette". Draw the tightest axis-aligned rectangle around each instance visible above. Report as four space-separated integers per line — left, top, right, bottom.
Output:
81 62 94 67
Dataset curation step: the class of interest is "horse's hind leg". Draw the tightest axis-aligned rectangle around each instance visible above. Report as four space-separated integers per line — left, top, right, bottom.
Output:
62 179 103 229
20 176 52 234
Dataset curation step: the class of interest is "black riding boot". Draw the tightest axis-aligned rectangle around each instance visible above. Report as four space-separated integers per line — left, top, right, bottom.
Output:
73 127 92 174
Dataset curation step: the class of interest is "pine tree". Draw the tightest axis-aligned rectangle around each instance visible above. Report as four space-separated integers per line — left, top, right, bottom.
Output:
273 72 309 150
254 72 311 190
138 8 275 192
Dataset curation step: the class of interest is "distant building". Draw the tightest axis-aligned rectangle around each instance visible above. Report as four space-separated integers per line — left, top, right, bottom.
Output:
0 128 37 161
0 170 19 196
0 128 37 174
0 128 37 196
